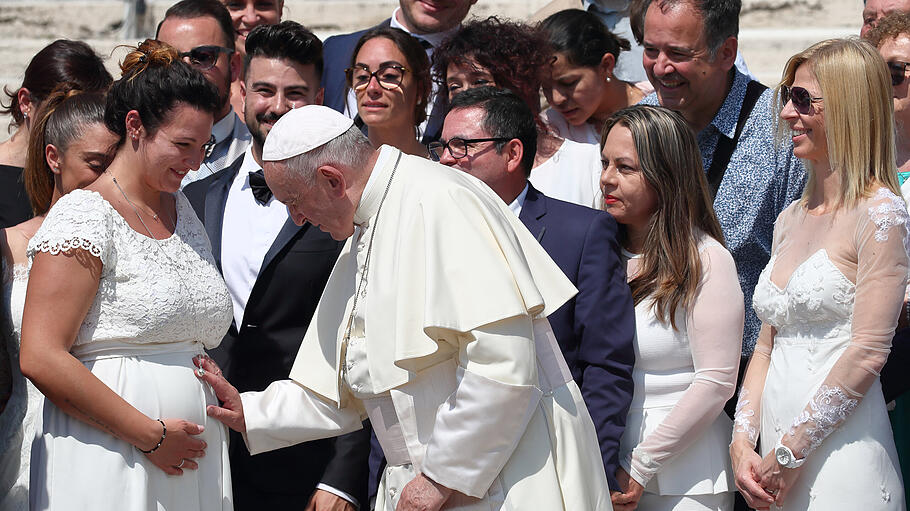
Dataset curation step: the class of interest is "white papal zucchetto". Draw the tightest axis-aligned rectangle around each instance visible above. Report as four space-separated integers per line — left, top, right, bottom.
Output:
261 105 355 162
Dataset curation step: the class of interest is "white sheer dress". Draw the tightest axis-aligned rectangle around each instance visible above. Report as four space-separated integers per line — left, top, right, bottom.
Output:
733 188 908 510
0 258 41 511
620 234 741 510
26 189 234 510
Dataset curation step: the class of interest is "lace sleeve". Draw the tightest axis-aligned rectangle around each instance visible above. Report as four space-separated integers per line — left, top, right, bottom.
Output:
26 190 114 267
627 240 743 487
732 205 794 448
784 188 909 459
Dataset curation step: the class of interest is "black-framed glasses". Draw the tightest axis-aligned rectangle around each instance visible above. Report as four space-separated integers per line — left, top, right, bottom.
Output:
427 137 513 161
345 64 408 91
889 61 910 87
178 45 234 71
203 134 217 158
780 85 823 114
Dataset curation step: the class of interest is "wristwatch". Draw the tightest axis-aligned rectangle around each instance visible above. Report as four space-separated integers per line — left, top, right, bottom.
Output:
774 442 805 469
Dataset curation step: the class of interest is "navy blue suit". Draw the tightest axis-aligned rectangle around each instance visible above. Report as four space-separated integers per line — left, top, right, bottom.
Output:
518 184 635 490
321 19 391 115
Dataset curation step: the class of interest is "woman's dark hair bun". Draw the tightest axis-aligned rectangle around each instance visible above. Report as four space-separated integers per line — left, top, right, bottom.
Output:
120 39 181 81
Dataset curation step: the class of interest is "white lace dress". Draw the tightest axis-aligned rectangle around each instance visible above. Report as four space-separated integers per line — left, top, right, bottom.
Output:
733 188 908 510
0 259 42 511
26 189 234 510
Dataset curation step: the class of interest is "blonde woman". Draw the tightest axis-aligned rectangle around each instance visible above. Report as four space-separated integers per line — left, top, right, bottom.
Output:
602 105 742 511
730 38 907 511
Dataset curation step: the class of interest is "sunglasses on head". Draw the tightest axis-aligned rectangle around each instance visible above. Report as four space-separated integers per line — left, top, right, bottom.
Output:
780 84 823 114
178 45 234 71
889 61 910 87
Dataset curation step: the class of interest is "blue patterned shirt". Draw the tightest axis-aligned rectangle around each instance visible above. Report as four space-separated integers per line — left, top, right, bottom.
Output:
642 69 807 355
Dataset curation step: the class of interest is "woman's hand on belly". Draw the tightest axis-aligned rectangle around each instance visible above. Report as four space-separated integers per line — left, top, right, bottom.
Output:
143 418 207 476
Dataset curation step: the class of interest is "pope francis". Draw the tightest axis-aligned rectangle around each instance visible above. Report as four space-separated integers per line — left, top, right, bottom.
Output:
196 105 612 511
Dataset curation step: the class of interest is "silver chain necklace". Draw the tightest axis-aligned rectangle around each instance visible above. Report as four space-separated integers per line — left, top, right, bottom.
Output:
110 175 167 238
342 151 402 346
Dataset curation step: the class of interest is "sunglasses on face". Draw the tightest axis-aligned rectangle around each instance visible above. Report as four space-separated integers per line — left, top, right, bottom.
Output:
178 45 234 71
780 84 823 114
345 64 408 91
889 61 910 87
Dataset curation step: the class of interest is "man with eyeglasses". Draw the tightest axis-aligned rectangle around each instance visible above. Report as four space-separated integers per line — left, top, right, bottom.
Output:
435 86 635 495
158 0 251 187
321 0 477 144
639 0 805 384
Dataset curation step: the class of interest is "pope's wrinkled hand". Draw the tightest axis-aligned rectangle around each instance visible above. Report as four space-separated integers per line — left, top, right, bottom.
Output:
193 354 246 433
396 473 453 511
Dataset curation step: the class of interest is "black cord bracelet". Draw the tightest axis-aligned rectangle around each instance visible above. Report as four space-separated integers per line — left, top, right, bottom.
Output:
139 418 167 454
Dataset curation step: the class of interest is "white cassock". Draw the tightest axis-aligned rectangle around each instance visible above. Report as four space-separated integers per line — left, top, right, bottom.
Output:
240 146 613 510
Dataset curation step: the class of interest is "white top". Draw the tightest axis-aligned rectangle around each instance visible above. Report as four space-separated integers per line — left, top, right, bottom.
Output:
0 260 39 511
734 189 910 457
27 189 233 351
181 109 252 187
221 147 290 327
529 137 602 209
620 234 741 495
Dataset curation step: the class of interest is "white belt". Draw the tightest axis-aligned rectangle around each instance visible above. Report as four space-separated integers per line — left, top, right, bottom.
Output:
362 394 411 466
71 339 204 362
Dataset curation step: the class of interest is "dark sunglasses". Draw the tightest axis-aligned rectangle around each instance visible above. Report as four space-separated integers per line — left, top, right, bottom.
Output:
889 61 910 87
178 45 234 71
780 85 823 114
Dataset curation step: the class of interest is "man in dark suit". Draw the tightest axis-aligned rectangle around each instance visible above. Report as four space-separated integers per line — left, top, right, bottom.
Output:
435 86 635 491
320 0 476 143
183 22 370 511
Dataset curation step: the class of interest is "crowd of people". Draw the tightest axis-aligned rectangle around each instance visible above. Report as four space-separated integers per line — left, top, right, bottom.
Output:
0 0 909 510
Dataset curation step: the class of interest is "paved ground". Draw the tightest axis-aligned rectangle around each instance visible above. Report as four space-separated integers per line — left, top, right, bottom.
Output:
0 0 863 139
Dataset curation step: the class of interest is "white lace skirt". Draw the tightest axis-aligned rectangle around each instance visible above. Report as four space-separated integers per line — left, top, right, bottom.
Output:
760 335 904 510
29 341 232 510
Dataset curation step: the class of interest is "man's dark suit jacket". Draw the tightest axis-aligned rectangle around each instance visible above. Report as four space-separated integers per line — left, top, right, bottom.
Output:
321 19 392 115
184 156 371 509
518 184 635 490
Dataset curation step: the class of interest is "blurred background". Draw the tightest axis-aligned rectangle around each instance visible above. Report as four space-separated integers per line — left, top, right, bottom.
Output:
0 0 861 140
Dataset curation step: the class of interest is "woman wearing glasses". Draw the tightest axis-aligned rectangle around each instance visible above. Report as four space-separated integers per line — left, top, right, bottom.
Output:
20 40 233 510
730 38 907 511
346 27 431 158
433 17 604 209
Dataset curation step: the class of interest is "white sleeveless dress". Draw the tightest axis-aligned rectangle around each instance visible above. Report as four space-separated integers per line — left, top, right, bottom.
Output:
0 259 42 510
747 190 907 510
26 189 234 510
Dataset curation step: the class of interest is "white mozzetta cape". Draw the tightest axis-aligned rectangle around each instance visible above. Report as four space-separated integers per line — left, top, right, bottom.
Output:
242 147 612 510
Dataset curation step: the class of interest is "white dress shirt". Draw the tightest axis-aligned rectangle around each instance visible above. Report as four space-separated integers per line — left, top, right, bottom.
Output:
508 184 529 217
220 146 289 327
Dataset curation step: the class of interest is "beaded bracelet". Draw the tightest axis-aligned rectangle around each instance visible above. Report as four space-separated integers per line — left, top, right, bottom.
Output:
138 418 167 454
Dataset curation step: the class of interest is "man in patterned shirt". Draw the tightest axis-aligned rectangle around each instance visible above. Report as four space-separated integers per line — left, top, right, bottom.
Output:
638 0 806 358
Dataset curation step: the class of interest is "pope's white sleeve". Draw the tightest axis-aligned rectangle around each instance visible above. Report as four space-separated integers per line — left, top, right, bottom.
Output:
421 315 543 498
241 379 365 455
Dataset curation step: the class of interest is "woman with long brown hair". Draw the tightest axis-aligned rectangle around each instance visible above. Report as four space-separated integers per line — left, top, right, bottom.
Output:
0 84 117 511
20 40 232 510
601 105 741 510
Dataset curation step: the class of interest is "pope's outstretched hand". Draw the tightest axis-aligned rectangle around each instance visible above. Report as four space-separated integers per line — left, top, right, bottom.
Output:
193 354 247 433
